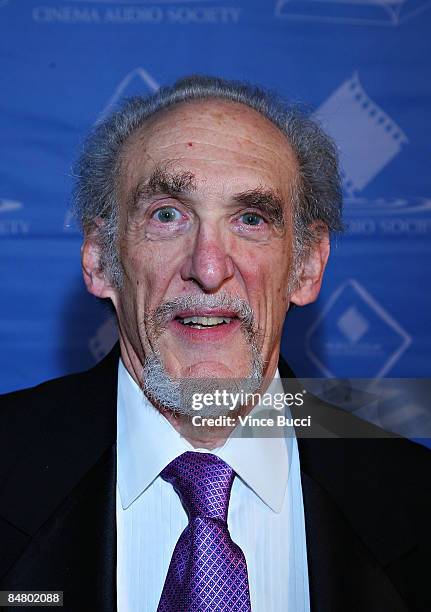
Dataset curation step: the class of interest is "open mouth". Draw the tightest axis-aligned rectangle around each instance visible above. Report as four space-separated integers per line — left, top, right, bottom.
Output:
175 315 234 330
169 308 241 341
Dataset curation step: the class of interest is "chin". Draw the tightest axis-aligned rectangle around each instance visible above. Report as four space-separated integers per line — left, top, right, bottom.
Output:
179 359 248 379
142 349 264 418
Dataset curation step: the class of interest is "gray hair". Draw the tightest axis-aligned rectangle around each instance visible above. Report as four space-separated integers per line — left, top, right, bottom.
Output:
73 75 343 288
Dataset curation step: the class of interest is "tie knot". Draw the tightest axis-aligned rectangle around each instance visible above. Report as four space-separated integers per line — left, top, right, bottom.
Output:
160 451 235 521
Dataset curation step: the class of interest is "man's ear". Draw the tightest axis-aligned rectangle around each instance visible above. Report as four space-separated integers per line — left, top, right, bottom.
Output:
290 224 330 307
81 221 115 300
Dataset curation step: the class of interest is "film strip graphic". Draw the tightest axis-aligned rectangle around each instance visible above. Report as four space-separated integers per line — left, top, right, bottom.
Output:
314 72 408 197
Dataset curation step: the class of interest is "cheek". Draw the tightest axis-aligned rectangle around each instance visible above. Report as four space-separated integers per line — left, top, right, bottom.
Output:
235 242 292 331
236 240 292 292
122 242 182 304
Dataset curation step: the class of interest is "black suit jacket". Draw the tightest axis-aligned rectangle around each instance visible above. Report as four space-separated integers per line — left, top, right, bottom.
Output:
0 344 430 611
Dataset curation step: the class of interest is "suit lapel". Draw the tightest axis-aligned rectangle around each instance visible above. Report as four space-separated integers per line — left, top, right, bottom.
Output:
278 356 408 611
298 440 409 612
0 346 119 611
2 445 117 611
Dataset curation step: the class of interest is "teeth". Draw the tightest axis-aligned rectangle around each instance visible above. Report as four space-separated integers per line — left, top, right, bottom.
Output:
179 316 232 327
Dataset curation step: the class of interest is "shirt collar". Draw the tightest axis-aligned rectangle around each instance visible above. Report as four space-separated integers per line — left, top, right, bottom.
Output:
117 360 292 514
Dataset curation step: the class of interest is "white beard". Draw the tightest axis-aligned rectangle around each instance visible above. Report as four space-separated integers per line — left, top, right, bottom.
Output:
141 291 264 417
141 345 264 418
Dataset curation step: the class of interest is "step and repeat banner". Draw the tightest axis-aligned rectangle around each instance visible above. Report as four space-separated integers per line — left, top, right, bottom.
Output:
1 0 430 414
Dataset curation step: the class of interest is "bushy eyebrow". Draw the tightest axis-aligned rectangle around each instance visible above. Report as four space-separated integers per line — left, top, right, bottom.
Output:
130 167 197 210
233 188 285 228
128 168 286 229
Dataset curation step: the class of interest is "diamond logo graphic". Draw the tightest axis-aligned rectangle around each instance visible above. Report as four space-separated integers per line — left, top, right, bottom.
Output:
306 279 411 377
313 73 408 196
337 305 369 345
97 67 159 123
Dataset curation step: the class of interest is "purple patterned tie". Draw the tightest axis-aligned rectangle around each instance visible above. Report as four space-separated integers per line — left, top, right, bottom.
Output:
157 451 252 612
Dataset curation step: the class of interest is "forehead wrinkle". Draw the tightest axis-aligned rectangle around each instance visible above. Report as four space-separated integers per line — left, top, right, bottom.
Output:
149 109 298 155
156 142 287 171
156 132 295 169
128 99 298 172
156 158 284 175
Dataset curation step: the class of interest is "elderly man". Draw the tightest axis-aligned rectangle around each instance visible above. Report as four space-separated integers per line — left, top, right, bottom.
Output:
0 76 429 612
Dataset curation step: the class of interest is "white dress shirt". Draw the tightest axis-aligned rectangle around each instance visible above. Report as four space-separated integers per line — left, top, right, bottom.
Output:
116 359 310 612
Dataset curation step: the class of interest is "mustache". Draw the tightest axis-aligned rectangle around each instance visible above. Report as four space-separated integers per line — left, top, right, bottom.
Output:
147 292 256 339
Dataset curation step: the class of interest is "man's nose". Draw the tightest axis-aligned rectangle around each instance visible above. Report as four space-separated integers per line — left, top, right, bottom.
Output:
180 226 234 291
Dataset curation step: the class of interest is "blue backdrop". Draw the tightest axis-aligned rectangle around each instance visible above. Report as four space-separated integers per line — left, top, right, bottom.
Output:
1 0 430 398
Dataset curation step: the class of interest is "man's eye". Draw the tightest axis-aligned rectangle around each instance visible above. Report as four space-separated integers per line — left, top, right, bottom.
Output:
240 212 264 226
153 207 182 223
